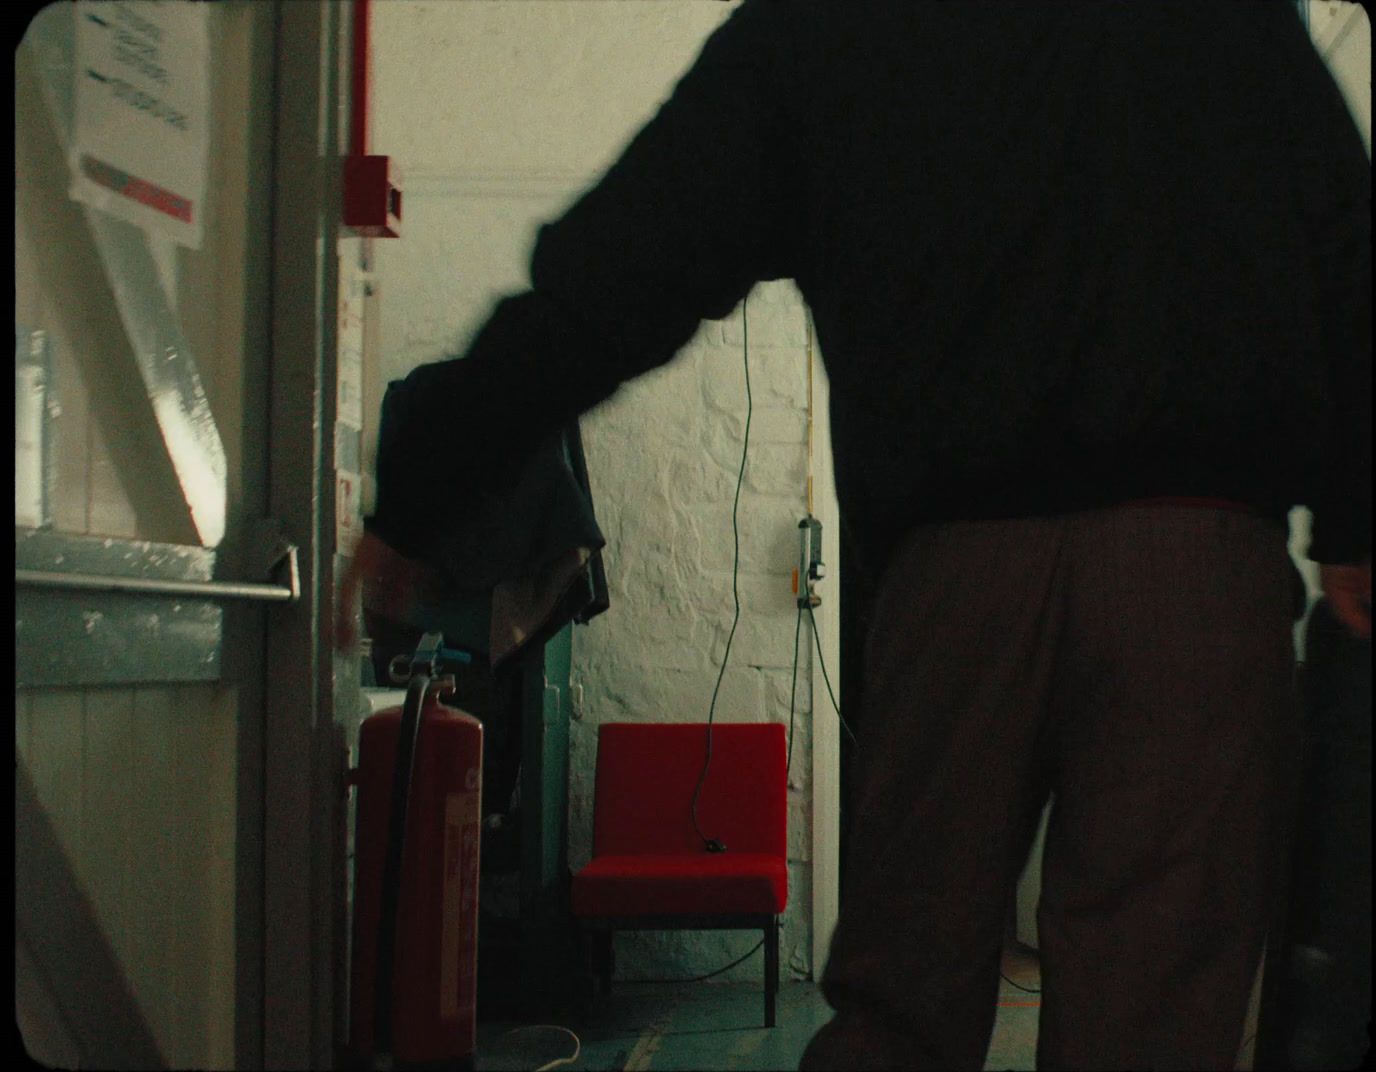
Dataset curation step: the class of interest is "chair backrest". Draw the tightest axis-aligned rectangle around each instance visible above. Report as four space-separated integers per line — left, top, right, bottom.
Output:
591 722 787 857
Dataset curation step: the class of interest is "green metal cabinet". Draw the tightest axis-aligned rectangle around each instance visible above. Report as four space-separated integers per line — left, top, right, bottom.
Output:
516 624 580 1006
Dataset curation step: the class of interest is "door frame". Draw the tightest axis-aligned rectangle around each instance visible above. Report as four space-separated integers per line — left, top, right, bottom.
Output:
262 1 352 1067
808 336 843 979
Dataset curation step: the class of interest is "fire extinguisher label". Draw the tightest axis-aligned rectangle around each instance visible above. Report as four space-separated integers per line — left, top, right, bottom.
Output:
441 789 480 1021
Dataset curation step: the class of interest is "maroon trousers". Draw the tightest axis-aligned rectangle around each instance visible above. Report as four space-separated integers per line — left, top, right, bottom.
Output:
800 505 1305 1071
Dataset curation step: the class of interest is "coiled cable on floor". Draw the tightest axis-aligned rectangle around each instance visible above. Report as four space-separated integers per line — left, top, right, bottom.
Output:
498 1025 582 1071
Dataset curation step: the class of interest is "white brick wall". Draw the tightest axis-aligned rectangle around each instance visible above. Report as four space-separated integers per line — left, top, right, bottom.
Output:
571 285 819 981
372 0 835 982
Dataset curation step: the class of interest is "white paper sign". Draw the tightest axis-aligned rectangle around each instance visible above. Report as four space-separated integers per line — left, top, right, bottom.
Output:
70 1 212 249
338 268 367 431
336 471 362 554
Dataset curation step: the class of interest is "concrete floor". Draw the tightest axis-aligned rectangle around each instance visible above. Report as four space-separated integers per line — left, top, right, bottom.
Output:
475 947 1042 1071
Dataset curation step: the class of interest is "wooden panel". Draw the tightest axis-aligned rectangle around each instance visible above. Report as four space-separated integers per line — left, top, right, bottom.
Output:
17 6 265 1066
15 690 33 762
202 685 240 1069
168 686 208 1066
26 689 85 860
16 932 84 1069
86 396 142 540
129 682 239 1070
21 682 240 1071
126 687 179 1062
166 684 237 1069
22 684 232 1066
17 745 167 1069
80 688 135 978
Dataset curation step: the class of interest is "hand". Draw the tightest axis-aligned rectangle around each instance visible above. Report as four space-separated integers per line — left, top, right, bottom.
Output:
334 531 434 652
1318 559 1372 639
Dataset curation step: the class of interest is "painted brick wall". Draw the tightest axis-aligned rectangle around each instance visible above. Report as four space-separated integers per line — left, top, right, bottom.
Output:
567 282 820 982
371 0 832 982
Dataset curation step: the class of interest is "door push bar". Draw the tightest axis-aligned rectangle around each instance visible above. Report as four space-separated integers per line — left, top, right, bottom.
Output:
15 542 301 604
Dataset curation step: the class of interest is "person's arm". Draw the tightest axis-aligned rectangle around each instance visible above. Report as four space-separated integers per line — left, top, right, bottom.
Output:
1268 10 1372 641
1285 14 1372 572
1319 561 1371 639
365 0 798 566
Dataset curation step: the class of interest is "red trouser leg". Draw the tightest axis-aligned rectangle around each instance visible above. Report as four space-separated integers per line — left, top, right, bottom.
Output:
799 507 1303 1071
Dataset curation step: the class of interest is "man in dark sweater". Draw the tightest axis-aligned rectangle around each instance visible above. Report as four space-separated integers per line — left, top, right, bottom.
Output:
337 3 1370 1068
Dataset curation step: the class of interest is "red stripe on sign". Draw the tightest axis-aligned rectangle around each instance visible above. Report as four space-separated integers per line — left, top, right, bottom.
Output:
80 155 193 224
124 178 193 223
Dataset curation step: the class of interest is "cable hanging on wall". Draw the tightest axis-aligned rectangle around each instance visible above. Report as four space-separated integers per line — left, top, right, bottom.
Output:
690 295 752 854
691 296 854 866
800 313 856 749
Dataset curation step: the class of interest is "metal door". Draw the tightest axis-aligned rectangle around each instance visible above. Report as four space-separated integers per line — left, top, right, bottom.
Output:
15 3 354 1068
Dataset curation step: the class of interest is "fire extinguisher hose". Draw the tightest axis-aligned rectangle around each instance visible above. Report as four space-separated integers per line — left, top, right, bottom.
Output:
372 669 431 1059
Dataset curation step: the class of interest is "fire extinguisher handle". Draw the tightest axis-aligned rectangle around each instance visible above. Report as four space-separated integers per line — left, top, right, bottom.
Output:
433 674 457 703
387 634 473 685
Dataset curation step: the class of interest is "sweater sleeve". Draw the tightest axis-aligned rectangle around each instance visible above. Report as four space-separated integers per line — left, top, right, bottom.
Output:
368 0 796 561
1287 18 1372 565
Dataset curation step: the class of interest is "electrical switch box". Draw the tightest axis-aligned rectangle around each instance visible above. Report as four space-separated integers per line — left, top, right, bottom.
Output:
798 515 824 607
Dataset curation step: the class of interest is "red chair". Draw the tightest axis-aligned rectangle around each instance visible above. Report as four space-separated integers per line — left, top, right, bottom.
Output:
571 722 789 1027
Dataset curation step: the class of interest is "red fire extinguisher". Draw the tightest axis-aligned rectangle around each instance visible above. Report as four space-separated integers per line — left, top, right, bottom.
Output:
349 634 483 1070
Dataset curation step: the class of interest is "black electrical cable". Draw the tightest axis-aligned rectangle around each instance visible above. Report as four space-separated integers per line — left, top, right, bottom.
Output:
621 936 767 985
691 298 751 853
1000 972 1041 994
805 602 857 746
786 601 803 777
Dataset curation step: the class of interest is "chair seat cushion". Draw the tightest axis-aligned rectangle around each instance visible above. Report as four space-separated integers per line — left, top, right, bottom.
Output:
571 852 788 917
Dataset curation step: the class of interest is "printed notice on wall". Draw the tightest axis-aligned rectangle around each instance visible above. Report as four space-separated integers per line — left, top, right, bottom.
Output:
338 264 367 432
70 1 212 248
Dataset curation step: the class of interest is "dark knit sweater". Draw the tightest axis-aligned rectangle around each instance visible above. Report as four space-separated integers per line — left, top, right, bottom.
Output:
370 0 1371 584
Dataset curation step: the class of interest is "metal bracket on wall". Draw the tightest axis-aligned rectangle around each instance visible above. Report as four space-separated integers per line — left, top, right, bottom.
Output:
249 516 303 604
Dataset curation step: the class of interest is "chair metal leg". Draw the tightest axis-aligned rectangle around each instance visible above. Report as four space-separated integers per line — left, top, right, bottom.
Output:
593 927 614 996
764 916 779 1028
